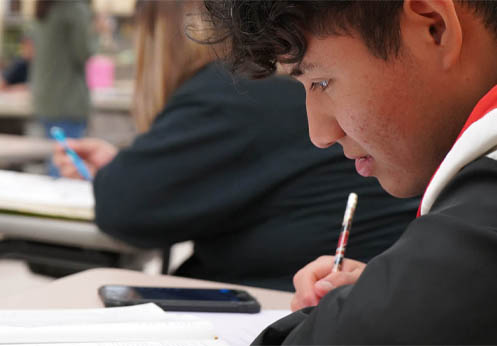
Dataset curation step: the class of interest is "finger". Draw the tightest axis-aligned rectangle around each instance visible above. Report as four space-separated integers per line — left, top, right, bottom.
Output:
64 139 88 156
314 265 366 298
291 294 309 312
52 154 63 168
53 143 66 155
293 256 334 293
313 271 356 298
292 256 334 311
88 165 98 177
290 295 298 311
52 152 71 167
340 258 366 272
53 155 76 171
291 290 319 312
66 139 115 170
67 138 106 155
59 165 81 179
313 279 336 298
291 289 320 311
64 139 102 160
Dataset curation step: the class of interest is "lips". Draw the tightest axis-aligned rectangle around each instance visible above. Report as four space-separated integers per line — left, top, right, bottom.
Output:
355 155 374 177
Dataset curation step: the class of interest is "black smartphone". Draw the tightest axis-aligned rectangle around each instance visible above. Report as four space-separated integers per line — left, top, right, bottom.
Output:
98 285 261 313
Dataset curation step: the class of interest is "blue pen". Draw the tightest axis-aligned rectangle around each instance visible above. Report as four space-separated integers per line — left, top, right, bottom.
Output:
50 127 93 181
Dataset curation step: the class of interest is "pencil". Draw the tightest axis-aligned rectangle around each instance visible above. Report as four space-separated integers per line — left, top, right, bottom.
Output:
332 192 358 273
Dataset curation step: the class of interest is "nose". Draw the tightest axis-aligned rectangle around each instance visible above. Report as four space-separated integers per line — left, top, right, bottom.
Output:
306 93 345 149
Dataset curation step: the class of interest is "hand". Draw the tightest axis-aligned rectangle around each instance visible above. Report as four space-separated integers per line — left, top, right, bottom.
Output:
291 255 366 311
53 138 118 179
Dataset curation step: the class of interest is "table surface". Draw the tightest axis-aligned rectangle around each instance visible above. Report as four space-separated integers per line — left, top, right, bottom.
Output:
0 91 32 118
0 135 137 252
0 212 138 253
0 87 132 118
0 134 54 163
0 268 294 310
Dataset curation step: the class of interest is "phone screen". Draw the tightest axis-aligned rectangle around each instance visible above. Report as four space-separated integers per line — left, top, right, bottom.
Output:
133 287 243 302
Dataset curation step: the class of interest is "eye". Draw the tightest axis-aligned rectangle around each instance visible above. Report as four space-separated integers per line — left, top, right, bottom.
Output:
310 79 331 92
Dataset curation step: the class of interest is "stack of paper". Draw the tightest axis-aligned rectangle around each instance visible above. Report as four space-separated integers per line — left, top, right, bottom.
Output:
0 170 94 220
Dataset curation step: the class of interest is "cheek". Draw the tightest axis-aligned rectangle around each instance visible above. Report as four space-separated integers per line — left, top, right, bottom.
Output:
363 80 417 149
334 74 393 140
332 66 418 161
337 91 399 152
339 99 417 179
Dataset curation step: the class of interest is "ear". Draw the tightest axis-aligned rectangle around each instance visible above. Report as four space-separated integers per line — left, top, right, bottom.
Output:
402 0 462 70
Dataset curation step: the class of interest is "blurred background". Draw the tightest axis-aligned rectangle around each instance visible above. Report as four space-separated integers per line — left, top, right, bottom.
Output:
0 0 157 296
0 0 137 175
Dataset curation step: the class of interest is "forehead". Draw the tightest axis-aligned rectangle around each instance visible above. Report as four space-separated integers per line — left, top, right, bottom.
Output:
278 36 334 77
281 33 386 78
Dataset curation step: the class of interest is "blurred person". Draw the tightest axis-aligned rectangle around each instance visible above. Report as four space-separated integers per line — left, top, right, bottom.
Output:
53 0 418 291
31 0 95 175
94 13 117 53
0 35 34 91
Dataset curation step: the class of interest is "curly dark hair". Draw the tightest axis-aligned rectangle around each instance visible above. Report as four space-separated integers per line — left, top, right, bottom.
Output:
202 0 497 79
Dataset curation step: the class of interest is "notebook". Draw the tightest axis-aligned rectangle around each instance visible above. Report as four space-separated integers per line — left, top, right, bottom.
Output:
0 170 94 221
0 303 227 346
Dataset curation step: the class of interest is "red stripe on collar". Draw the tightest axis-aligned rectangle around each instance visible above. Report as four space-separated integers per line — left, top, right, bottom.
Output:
457 85 497 141
417 84 497 217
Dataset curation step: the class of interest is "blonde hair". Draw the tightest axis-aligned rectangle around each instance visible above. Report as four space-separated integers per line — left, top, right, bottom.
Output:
133 0 214 132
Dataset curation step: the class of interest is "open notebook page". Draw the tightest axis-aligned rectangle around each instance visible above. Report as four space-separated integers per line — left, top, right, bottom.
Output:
0 304 217 344
0 342 227 346
0 170 94 220
175 310 292 346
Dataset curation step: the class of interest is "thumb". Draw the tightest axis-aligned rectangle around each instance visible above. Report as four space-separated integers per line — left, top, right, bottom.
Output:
314 271 359 298
314 277 336 298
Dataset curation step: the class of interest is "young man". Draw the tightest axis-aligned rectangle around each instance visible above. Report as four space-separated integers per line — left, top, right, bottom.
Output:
202 0 497 344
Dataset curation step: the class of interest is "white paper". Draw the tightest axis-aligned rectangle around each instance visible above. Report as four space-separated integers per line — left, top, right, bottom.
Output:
1 342 227 346
0 170 94 219
175 310 292 346
0 304 216 344
0 304 164 327
0 303 290 346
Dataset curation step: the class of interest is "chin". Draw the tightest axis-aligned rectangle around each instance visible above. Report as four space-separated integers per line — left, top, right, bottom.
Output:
378 177 424 199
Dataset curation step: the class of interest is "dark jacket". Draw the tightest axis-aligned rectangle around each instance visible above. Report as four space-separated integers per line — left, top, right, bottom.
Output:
253 85 497 343
94 63 418 291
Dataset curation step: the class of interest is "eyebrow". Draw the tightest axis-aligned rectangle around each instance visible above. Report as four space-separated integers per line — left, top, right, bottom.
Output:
290 61 318 77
